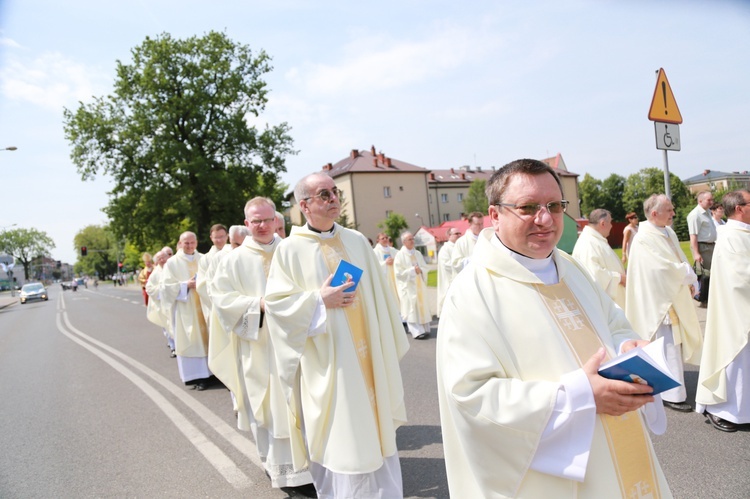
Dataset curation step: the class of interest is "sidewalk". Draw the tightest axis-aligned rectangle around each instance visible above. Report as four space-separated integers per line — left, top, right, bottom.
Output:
0 292 18 310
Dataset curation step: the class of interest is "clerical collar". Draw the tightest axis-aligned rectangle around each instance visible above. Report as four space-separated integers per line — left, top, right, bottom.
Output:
491 233 558 284
727 218 750 230
307 223 334 234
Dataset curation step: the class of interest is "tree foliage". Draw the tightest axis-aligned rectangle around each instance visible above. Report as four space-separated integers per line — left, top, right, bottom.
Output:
0 227 55 280
579 173 627 221
63 31 296 253
462 179 488 215
73 225 119 277
579 173 604 218
377 212 408 248
622 167 693 240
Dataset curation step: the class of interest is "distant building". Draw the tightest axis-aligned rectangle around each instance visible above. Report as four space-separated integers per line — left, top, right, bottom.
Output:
427 167 495 226
540 153 582 219
682 169 750 195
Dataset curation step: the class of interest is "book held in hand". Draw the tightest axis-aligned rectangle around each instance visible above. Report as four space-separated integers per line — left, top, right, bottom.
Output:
597 337 680 395
331 259 363 292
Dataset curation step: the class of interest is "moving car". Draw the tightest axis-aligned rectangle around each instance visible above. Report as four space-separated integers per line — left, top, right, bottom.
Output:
20 282 49 304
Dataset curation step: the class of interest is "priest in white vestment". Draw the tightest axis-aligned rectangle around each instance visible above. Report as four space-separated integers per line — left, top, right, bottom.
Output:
372 232 399 306
210 197 314 490
438 159 671 498
266 173 409 499
696 190 750 432
196 223 230 322
436 228 460 317
626 194 702 412
394 231 432 339
161 231 213 390
145 250 175 356
449 211 484 271
572 209 627 309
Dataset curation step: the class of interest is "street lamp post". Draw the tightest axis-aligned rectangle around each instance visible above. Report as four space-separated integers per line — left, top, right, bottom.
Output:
415 213 425 227
2 146 18 152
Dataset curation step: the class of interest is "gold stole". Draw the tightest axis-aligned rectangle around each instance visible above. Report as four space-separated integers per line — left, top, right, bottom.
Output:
319 236 383 451
409 252 430 324
663 234 684 329
537 283 661 499
186 258 208 342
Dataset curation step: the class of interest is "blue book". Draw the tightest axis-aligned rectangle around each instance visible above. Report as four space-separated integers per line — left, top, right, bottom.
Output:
331 259 363 292
598 337 680 395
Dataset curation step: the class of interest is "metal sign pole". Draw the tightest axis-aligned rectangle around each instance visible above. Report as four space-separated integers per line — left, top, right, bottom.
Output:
663 149 671 200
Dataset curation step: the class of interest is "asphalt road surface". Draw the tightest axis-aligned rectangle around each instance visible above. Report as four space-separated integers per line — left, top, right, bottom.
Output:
0 284 748 498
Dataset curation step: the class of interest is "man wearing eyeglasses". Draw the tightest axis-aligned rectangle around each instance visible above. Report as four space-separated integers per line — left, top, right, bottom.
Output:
196 224 230 324
450 210 485 272
209 197 314 494
436 227 461 317
572 209 626 309
437 159 671 498
265 173 409 498
696 190 750 432
626 194 702 414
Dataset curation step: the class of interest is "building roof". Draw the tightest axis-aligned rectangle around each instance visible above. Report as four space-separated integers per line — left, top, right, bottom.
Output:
424 216 492 243
428 166 495 185
321 146 429 178
541 153 579 178
683 169 750 184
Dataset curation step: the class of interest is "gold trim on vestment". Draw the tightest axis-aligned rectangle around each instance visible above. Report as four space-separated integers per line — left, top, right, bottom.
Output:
320 237 383 453
537 282 661 498
410 253 430 324
187 259 208 342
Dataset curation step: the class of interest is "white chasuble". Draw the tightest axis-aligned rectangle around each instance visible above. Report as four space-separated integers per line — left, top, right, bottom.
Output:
162 251 208 357
572 225 626 309
437 229 671 498
265 224 409 474
394 247 431 324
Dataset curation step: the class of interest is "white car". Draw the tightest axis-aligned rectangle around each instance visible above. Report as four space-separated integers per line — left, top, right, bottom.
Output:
20 282 49 304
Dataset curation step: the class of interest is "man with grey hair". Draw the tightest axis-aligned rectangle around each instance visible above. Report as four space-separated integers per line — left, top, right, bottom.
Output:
436 227 461 317
438 159 669 497
572 208 626 309
394 230 431 339
266 172 409 498
161 231 213 390
696 189 750 432
228 224 250 249
626 193 702 412
275 211 286 239
687 190 717 307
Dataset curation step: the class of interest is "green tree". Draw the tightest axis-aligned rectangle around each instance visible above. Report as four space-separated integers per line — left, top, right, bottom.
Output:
601 174 627 221
377 213 408 248
0 227 56 280
579 173 604 218
63 31 296 253
336 197 358 230
462 179 488 215
73 225 120 278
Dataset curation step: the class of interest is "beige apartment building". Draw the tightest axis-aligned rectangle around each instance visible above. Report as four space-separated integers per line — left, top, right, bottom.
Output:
287 148 581 242
682 169 750 195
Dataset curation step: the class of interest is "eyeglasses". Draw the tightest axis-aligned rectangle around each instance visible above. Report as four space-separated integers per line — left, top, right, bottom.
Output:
248 218 275 226
303 187 341 203
495 200 569 216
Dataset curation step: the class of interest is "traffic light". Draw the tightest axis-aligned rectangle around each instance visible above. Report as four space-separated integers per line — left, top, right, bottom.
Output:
81 246 87 256
118 262 123 268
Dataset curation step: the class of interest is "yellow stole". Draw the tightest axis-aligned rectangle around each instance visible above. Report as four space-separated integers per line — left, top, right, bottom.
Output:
409 252 430 324
186 258 208 343
319 236 383 452
537 282 661 499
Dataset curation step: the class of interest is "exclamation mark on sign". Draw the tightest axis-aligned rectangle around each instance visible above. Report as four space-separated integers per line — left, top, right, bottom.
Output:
662 81 668 116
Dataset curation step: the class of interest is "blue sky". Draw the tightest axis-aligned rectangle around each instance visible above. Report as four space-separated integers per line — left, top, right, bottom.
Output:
1 0 749 264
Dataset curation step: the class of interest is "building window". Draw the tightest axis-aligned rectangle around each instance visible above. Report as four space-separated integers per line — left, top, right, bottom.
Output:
386 210 392 217
428 193 432 203
441 193 448 203
443 213 450 221
457 193 464 202
399 186 404 191
384 186 391 198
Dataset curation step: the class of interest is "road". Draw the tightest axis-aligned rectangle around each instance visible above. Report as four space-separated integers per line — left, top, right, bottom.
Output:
0 283 748 498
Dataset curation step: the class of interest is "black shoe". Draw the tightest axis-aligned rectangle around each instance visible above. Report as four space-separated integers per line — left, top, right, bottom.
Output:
698 302 708 308
415 333 429 340
195 382 208 391
664 401 693 412
281 483 317 498
705 412 738 432
169 349 176 358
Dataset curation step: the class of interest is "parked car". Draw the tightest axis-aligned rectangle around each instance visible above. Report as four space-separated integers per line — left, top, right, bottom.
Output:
20 282 49 304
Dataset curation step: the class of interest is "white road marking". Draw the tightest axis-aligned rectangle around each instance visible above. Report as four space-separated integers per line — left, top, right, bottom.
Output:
56 294 263 488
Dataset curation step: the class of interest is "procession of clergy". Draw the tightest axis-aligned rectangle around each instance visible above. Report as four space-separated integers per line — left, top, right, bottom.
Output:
141 159 750 498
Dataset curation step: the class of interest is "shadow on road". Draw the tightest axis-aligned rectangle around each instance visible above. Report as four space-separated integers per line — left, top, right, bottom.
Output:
397 425 448 498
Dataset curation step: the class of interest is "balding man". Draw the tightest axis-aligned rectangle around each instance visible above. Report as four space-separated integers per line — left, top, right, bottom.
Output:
394 231 432 339
572 209 626 309
228 224 250 249
687 191 717 307
265 172 409 498
626 194 702 412
275 211 287 239
161 231 213 390
696 190 750 432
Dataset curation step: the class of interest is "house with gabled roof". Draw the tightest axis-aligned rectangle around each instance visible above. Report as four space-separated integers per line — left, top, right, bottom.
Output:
540 153 582 219
682 169 750 195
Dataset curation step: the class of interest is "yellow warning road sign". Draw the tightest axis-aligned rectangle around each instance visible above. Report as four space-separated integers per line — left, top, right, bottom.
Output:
648 68 683 124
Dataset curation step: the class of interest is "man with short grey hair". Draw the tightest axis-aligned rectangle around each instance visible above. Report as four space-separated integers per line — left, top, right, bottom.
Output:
572 209 626 309
626 193 703 412
394 230 431 339
687 190 717 307
436 227 461 317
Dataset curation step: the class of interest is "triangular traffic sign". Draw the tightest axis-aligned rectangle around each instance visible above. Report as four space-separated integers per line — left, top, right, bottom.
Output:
648 68 683 124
